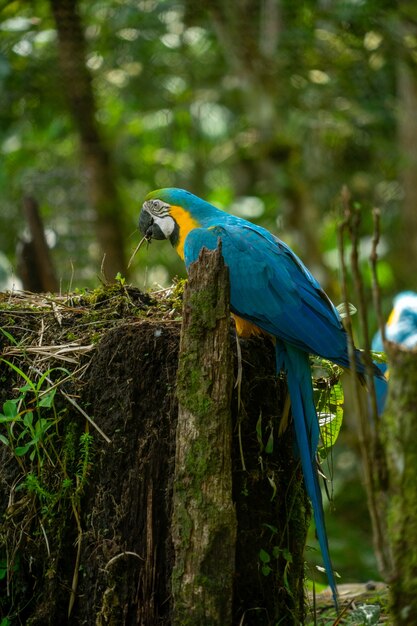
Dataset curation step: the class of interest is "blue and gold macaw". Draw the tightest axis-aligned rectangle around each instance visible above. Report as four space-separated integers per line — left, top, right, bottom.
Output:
372 291 417 413
372 291 417 353
138 188 386 606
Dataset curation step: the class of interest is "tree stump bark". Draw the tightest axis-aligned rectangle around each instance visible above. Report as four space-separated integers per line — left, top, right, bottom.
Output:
0 281 309 625
172 244 236 625
382 343 417 624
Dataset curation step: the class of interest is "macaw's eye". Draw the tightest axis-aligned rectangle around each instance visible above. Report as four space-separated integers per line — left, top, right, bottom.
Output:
148 199 169 217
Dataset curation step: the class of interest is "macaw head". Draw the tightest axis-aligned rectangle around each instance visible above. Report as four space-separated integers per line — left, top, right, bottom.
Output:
139 191 179 244
386 291 417 348
372 290 417 351
138 188 217 259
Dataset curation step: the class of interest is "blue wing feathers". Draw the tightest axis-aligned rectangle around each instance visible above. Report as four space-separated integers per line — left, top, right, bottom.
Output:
185 224 357 368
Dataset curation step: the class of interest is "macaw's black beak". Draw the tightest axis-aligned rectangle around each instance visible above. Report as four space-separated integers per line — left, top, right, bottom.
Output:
138 209 165 241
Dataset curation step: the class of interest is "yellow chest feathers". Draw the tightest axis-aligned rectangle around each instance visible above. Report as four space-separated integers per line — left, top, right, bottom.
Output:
169 205 200 260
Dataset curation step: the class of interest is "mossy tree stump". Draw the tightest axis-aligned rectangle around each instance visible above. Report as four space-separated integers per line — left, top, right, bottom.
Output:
172 245 236 625
382 343 417 624
0 275 309 625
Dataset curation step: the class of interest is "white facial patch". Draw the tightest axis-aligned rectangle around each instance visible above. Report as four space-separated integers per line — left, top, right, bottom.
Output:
153 213 176 238
142 199 176 240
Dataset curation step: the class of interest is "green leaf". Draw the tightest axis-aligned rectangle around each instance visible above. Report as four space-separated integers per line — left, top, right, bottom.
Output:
255 413 263 449
23 411 33 428
15 443 33 456
1 359 35 391
2 399 18 419
317 382 344 455
259 548 270 564
62 478 73 490
0 327 17 345
35 418 46 434
272 546 280 559
0 558 7 581
261 565 272 576
371 350 387 364
38 388 57 408
267 474 277 501
0 415 19 424
0 434 9 446
265 427 274 454
263 523 278 535
319 412 342 446
283 560 291 592
115 271 126 286
336 301 357 319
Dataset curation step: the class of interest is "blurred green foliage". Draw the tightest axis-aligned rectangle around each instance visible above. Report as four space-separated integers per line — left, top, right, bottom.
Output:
1 0 415 308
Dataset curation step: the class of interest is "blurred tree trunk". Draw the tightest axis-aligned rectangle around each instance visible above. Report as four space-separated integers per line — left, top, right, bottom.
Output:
49 0 127 281
397 59 417 285
17 196 59 292
185 0 326 282
381 343 417 624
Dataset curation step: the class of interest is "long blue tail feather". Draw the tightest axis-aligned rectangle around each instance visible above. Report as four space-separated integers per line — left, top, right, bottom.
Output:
278 342 339 608
373 362 388 415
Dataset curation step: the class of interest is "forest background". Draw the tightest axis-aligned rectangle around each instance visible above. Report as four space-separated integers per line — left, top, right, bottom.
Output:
1 0 417 587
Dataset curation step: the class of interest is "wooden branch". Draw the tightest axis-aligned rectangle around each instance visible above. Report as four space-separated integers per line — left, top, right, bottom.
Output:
172 244 236 625
370 207 386 346
338 188 391 576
